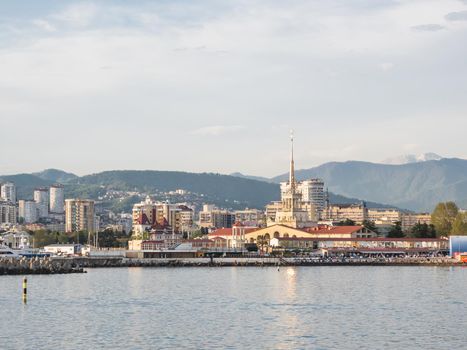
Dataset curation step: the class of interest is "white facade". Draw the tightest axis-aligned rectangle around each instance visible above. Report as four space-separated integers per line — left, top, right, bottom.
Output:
367 208 401 224
1 231 30 249
298 179 325 219
49 184 65 214
1 182 16 203
18 200 38 224
44 244 82 255
234 209 265 227
34 188 49 218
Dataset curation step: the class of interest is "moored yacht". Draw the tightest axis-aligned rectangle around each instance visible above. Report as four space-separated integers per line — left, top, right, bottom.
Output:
0 244 21 258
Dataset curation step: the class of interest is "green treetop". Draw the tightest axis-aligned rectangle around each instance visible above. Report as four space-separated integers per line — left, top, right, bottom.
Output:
431 202 459 236
450 212 467 235
387 221 405 238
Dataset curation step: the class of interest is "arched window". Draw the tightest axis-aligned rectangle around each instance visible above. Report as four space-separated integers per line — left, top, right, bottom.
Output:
273 232 280 238
283 233 289 238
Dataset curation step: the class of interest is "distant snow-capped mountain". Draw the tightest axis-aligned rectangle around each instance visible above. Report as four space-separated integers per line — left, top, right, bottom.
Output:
382 153 443 165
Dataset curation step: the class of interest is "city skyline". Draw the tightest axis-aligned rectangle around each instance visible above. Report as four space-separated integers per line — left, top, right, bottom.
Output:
1 0 467 177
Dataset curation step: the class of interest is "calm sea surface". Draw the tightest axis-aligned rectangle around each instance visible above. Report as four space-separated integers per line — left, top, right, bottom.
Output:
1 266 466 349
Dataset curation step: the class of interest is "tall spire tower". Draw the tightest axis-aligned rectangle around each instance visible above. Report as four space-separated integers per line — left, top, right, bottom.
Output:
269 131 315 228
289 130 295 191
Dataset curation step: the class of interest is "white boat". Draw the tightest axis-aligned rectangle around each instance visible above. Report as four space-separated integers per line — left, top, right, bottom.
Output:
0 244 21 258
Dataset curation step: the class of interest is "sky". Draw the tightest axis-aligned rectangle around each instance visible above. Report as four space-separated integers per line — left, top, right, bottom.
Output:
1 0 467 177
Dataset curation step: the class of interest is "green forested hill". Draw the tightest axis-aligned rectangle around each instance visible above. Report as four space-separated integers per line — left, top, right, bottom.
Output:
2 169 395 212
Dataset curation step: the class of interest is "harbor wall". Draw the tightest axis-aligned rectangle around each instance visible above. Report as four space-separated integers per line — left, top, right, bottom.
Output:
1 256 464 275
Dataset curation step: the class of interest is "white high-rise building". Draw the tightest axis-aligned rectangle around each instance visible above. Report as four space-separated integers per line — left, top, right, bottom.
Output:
18 200 38 224
1 182 16 203
34 188 49 218
49 184 65 214
297 179 325 219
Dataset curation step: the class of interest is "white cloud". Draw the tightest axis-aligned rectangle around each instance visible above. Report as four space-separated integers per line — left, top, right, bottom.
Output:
32 19 56 32
51 3 98 27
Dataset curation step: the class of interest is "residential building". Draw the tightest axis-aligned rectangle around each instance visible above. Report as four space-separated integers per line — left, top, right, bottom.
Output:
297 179 325 219
132 196 159 232
34 188 49 218
65 199 95 233
1 182 16 203
177 205 195 232
198 204 215 228
323 203 368 224
132 197 193 234
367 208 401 224
198 205 234 229
265 202 282 222
234 209 265 227
0 201 17 225
18 200 38 224
212 210 235 229
401 213 432 233
49 184 65 214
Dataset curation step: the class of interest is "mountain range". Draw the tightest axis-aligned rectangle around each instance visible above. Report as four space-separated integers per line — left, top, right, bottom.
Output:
270 158 467 211
2 156 466 212
381 152 443 165
1 169 393 212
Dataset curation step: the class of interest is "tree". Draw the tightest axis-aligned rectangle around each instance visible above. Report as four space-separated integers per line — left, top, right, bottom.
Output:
451 212 467 235
362 220 378 234
336 219 356 226
408 223 437 238
31 230 56 248
387 221 405 238
431 202 459 236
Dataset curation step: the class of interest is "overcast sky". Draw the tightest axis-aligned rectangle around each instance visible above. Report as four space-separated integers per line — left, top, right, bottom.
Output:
1 0 467 177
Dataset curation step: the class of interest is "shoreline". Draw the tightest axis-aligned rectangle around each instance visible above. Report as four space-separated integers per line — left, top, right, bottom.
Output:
2 256 465 275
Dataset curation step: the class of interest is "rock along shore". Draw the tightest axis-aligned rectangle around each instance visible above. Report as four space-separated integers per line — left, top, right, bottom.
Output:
1 256 463 275
0 257 85 275
54 256 465 268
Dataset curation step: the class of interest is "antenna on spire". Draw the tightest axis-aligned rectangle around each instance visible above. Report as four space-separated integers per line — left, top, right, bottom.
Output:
289 130 295 190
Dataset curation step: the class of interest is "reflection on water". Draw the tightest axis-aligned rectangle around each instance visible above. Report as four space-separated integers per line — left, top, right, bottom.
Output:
1 266 467 349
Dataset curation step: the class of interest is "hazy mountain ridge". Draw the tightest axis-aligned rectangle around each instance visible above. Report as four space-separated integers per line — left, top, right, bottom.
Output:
271 158 467 211
382 152 443 165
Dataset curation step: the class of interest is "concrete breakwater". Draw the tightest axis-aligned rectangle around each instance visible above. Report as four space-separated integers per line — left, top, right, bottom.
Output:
2 256 463 275
0 257 85 275
55 256 464 268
